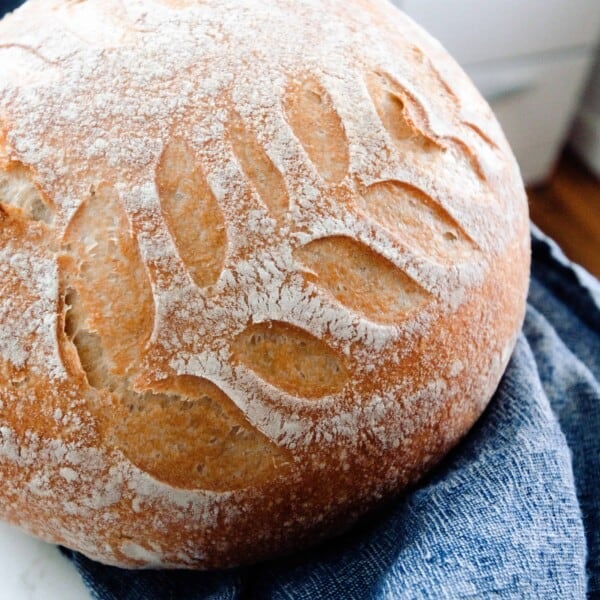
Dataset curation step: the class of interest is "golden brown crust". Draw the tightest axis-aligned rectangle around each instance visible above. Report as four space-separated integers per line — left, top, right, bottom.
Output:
0 0 529 568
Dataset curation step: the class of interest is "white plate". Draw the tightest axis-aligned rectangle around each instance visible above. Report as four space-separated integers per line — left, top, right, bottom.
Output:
0 522 89 600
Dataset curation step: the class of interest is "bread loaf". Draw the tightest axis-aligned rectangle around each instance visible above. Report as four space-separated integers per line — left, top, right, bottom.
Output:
0 0 530 568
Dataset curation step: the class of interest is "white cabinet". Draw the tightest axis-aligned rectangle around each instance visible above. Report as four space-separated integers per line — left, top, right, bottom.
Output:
466 52 593 183
401 0 600 65
395 0 600 184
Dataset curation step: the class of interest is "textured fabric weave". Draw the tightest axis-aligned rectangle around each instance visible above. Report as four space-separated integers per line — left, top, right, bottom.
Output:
61 227 599 599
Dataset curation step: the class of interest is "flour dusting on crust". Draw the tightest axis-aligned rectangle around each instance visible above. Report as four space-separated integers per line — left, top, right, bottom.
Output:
0 0 529 568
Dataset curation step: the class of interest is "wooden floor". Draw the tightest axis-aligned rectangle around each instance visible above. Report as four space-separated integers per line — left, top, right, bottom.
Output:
528 151 600 279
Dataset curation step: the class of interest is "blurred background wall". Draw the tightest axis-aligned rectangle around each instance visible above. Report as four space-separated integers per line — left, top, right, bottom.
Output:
571 55 600 178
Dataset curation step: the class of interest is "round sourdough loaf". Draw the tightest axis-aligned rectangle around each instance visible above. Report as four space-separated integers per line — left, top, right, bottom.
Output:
0 0 529 568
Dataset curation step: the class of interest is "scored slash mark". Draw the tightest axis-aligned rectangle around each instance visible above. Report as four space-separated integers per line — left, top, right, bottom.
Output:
295 236 429 324
229 111 289 223
156 138 227 290
284 75 349 184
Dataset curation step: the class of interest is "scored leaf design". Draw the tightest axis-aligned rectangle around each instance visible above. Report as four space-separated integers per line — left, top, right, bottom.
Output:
156 138 226 289
59 66 478 483
284 75 349 184
295 236 429 324
229 112 288 221
359 180 476 263
232 321 348 398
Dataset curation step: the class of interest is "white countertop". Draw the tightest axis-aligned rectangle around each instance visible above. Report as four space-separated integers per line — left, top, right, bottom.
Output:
0 523 90 600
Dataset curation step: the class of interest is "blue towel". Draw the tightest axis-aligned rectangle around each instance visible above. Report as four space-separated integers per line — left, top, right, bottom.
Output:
60 225 600 599
0 0 24 15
